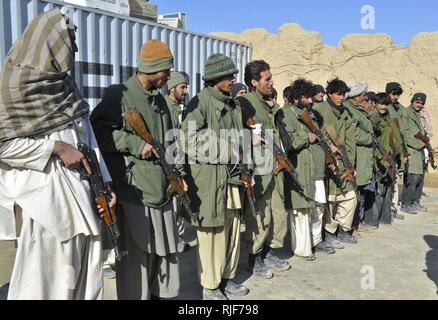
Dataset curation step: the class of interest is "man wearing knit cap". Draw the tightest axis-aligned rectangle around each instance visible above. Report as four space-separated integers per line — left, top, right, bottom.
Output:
165 71 190 253
385 82 408 217
91 39 183 300
230 83 248 98
180 53 249 300
401 93 429 214
237 60 291 280
343 81 376 234
313 78 357 247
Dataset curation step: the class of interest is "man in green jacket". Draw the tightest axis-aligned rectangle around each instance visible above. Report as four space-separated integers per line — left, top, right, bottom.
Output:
90 39 183 300
180 53 249 300
165 71 190 253
401 93 429 214
343 81 375 233
279 79 327 261
313 78 358 245
237 60 291 280
386 82 408 218
366 93 404 226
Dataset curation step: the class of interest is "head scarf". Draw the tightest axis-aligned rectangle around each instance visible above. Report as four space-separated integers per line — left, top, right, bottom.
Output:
0 8 89 142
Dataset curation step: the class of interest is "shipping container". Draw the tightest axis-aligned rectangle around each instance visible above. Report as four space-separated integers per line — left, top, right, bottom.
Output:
0 0 252 108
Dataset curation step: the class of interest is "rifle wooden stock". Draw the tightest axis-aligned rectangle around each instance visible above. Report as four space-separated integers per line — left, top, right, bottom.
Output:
415 130 437 169
298 109 337 166
122 109 155 145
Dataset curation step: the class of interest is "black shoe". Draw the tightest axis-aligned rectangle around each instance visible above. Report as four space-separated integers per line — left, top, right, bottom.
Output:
248 254 274 279
297 253 316 261
400 204 418 214
337 229 358 244
220 279 249 296
314 241 336 254
263 248 291 271
202 288 228 300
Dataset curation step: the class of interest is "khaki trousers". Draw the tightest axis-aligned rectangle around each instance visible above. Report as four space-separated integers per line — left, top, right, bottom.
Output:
324 191 357 234
289 208 321 257
244 185 287 255
196 210 241 290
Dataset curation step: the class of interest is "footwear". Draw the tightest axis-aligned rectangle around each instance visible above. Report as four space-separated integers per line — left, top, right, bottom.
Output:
325 232 345 249
337 229 358 244
103 267 116 279
202 288 228 300
314 241 336 254
400 204 418 214
352 228 362 238
248 254 274 279
220 279 249 296
392 212 405 220
177 238 189 253
297 253 316 261
358 222 377 232
263 248 291 271
413 202 428 212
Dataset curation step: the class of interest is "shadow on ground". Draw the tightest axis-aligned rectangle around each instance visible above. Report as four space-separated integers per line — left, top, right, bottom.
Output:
424 235 438 296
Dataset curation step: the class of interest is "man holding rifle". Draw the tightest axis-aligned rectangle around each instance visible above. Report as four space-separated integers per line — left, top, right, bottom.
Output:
180 53 249 300
0 9 115 299
237 60 291 280
400 93 431 214
313 78 358 246
91 40 182 300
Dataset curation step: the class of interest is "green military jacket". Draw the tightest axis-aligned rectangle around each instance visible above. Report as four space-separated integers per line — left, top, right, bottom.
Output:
403 105 426 175
237 91 282 199
370 111 403 176
165 95 184 129
90 75 175 207
180 86 243 227
313 99 356 195
344 99 374 186
278 104 315 210
388 101 407 172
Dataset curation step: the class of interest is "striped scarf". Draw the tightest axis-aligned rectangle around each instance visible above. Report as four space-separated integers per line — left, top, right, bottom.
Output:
0 9 89 142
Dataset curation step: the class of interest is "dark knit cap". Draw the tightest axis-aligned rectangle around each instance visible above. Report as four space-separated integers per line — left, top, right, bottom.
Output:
411 92 427 104
367 91 377 102
385 82 403 94
230 83 247 97
202 53 238 81
313 84 326 95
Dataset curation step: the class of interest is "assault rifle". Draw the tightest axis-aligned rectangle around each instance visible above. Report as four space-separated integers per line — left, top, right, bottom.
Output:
415 130 437 170
298 109 343 187
122 108 198 219
78 142 127 261
355 120 398 179
246 117 305 195
324 125 357 190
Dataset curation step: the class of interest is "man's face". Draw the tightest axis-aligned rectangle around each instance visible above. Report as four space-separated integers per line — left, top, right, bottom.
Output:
327 92 345 107
295 96 313 109
252 70 274 99
235 89 247 97
170 83 189 104
355 92 368 104
389 92 401 104
151 70 171 89
313 92 325 103
215 74 236 93
375 103 388 115
360 99 373 113
412 100 425 112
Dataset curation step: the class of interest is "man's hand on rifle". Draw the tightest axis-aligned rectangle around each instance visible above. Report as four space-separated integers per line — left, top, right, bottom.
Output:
328 163 337 172
307 132 320 144
97 191 117 219
329 144 340 155
242 177 256 189
140 142 160 160
54 141 91 172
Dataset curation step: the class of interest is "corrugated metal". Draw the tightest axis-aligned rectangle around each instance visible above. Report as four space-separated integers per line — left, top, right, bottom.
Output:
0 0 252 108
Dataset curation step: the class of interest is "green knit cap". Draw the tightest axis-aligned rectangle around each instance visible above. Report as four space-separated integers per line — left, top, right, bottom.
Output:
202 53 238 81
167 72 189 89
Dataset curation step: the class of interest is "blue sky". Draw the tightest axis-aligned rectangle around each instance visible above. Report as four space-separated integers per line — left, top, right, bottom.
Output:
154 0 438 46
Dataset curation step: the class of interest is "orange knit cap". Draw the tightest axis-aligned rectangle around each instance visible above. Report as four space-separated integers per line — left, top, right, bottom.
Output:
138 39 174 73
